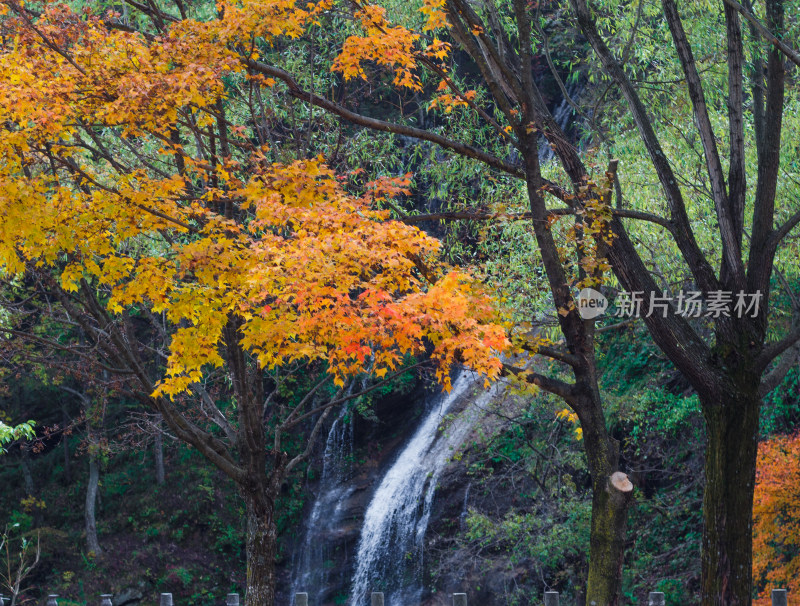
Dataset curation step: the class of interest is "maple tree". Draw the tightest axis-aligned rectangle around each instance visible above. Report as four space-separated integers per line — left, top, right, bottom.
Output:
222 0 799 603
752 432 800 604
0 1 507 603
2 0 799 604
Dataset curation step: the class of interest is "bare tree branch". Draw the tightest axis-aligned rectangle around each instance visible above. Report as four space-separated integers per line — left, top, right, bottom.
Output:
721 0 800 67
243 58 525 178
501 362 576 403
662 0 744 285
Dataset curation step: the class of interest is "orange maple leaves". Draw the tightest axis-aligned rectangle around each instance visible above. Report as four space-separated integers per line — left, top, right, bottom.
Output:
330 0 452 91
752 432 800 604
0 1 506 398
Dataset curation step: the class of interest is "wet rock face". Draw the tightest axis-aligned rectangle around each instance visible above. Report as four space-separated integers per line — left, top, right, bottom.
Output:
419 389 544 606
113 583 146 606
279 377 507 606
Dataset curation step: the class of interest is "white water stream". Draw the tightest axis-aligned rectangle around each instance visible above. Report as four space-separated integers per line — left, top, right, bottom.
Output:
292 406 355 604
348 373 494 606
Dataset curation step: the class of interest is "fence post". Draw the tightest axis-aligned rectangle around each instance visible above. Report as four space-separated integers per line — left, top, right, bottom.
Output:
371 592 384 606
648 592 665 606
453 593 467 606
544 591 559 606
159 593 173 606
294 593 308 606
226 594 239 606
47 595 59 606
100 595 113 606
772 589 788 606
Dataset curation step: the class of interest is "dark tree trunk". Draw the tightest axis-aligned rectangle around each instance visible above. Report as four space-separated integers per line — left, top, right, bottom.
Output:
20 443 35 497
518 135 634 603
154 415 165 485
577 392 633 606
61 406 71 484
243 490 278 606
700 387 761 605
85 455 102 555
586 484 630 606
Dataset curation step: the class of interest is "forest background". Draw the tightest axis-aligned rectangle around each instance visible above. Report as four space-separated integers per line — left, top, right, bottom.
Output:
0 0 799 604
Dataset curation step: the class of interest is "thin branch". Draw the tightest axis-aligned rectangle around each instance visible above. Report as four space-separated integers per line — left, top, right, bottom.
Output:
523 341 581 367
285 405 334 475
500 363 576 403
570 0 721 294
757 324 800 371
759 344 800 397
662 0 744 284
721 0 800 67
596 317 638 333
398 206 675 233
243 58 525 178
282 361 430 429
766 209 800 253
279 374 334 430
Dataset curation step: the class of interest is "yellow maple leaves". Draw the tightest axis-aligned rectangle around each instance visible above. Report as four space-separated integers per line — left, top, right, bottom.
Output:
0 0 507 401
332 4 423 90
557 408 583 440
237 158 507 391
420 0 449 31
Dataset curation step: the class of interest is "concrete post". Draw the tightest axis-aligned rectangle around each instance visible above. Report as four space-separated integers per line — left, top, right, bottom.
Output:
452 593 467 606
46 595 59 606
648 592 665 606
371 592 384 606
159 594 173 606
772 589 788 606
226 594 239 606
294 593 309 606
544 591 559 606
100 594 113 606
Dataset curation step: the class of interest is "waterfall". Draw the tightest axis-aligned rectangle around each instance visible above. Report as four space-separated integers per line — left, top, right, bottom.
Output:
459 482 472 531
292 404 355 605
348 372 493 606
539 81 582 161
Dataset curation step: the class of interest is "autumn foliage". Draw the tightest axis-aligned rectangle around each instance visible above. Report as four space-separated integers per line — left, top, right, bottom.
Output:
0 0 506 398
752 432 800 603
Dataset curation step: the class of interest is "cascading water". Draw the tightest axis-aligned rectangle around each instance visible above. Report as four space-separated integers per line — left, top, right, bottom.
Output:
292 405 356 605
539 81 582 161
348 373 494 606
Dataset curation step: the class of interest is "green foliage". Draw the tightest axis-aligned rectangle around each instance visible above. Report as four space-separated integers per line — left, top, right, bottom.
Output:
0 420 35 453
761 366 800 436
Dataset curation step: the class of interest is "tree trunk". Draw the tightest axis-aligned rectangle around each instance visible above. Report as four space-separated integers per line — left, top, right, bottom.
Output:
700 388 761 606
154 415 165 485
519 139 633 603
61 404 72 485
578 393 634 606
20 443 35 497
243 490 278 606
85 456 102 555
585 473 632 606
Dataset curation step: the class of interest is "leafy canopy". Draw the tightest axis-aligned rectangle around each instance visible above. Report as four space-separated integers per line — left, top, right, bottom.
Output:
0 0 507 396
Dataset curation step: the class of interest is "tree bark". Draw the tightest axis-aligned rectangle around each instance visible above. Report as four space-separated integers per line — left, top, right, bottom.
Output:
586 480 631 606
154 414 165 485
243 490 278 606
575 392 633 606
700 387 761 605
85 455 102 555
61 405 71 484
20 443 35 497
